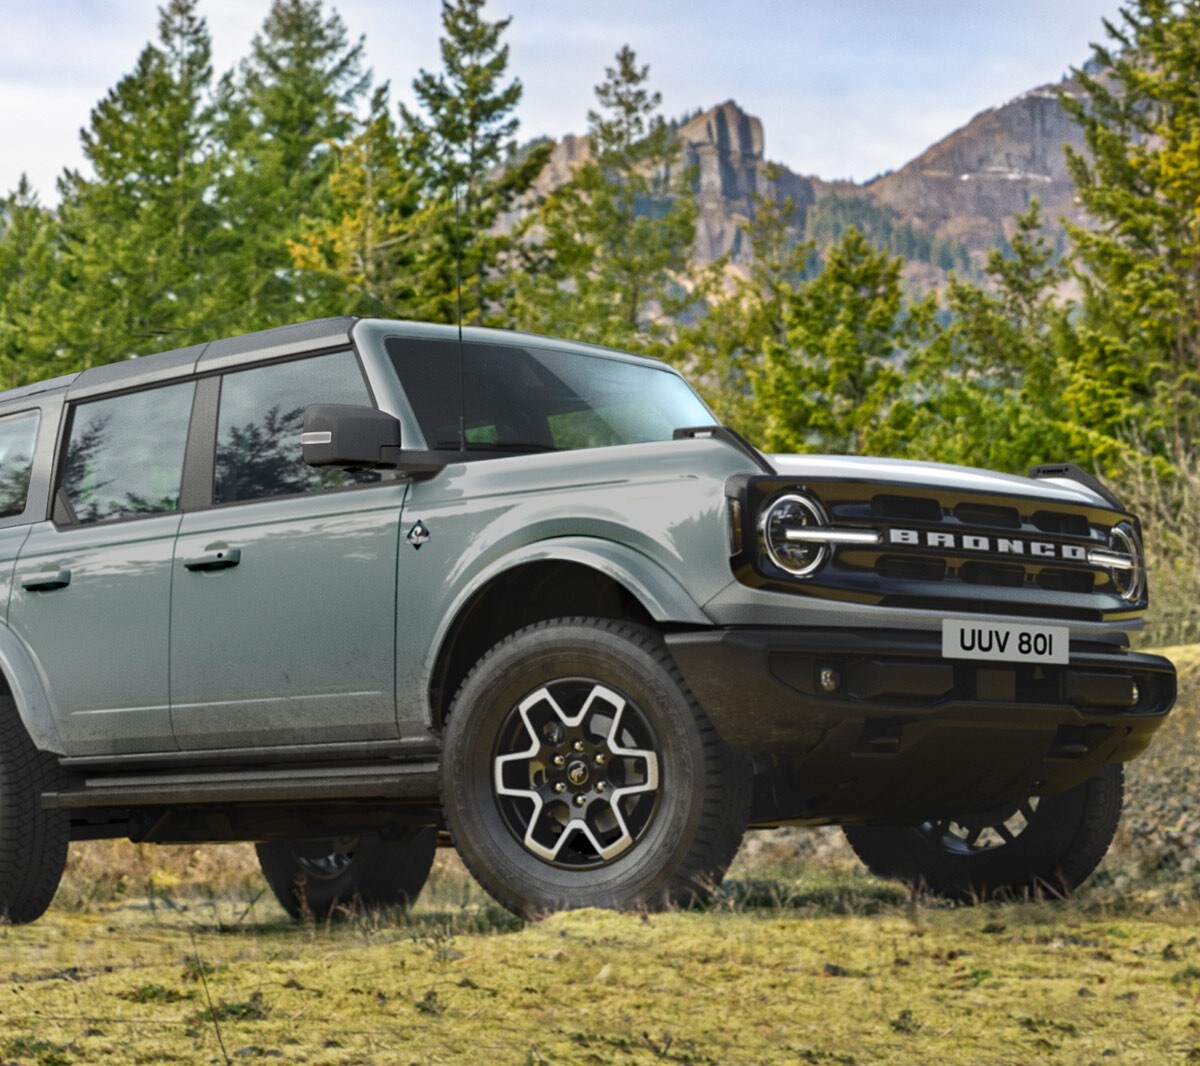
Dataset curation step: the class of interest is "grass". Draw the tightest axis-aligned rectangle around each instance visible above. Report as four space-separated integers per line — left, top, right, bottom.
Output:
0 646 1195 1064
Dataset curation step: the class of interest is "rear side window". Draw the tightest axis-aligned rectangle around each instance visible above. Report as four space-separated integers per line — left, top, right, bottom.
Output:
61 382 195 524
0 411 40 519
214 350 379 505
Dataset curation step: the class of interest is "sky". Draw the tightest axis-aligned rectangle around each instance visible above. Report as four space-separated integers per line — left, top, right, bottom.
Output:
0 0 1125 203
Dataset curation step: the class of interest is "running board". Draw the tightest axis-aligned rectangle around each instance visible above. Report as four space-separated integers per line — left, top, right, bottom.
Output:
42 761 440 810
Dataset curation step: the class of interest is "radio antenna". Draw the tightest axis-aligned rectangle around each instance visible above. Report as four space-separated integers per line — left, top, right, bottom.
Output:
454 184 466 451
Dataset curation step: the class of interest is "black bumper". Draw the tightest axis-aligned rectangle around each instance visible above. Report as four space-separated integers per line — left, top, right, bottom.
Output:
665 627 1176 825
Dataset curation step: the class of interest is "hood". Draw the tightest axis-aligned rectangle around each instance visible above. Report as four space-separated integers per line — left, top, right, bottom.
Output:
768 453 1117 511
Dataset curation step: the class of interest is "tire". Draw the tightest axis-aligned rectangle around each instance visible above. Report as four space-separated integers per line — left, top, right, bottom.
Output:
441 618 751 917
256 829 437 920
0 693 69 924
843 762 1125 902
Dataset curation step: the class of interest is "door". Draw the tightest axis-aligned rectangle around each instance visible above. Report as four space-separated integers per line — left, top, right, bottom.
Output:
169 350 406 750
8 382 195 755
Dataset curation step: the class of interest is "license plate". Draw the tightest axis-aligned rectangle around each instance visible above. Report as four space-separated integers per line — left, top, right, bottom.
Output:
941 619 1069 664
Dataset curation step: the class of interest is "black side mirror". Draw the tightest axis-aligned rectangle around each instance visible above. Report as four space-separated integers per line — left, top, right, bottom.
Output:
302 404 402 469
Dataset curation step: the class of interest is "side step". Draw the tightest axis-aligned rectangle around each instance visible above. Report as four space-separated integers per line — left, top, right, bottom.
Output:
42 760 440 810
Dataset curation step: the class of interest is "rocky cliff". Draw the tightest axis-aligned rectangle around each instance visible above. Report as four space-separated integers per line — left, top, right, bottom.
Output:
532 80 1087 287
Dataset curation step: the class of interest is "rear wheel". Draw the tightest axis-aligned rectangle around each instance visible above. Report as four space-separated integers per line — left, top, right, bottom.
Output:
0 694 68 924
441 618 751 917
843 763 1124 901
256 829 437 920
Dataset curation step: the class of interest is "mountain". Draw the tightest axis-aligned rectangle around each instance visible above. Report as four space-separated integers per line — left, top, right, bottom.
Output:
532 80 1087 288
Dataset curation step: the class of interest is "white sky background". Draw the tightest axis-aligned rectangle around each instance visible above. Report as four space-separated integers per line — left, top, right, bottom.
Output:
1 0 1124 203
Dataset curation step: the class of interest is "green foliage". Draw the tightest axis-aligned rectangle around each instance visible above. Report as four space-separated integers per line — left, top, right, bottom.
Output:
890 201 1078 472
211 0 368 332
399 0 549 325
756 227 931 455
1061 0 1200 466
52 0 219 369
674 162 810 429
511 46 696 352
0 178 60 387
288 85 430 317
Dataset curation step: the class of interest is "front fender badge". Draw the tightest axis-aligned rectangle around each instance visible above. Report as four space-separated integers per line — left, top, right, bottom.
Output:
406 520 430 550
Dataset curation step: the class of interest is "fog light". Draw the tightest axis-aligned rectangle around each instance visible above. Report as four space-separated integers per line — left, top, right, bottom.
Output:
1130 681 1140 707
819 666 841 693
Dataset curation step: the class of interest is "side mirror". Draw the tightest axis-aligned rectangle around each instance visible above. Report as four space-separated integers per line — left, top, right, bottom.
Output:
302 404 402 469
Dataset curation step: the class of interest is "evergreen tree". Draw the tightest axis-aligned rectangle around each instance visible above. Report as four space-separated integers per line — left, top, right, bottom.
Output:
289 85 430 317
1060 0 1200 467
756 226 926 454
400 0 548 325
53 0 217 367
511 46 696 352
674 163 811 432
0 178 61 387
893 202 1077 471
213 0 368 332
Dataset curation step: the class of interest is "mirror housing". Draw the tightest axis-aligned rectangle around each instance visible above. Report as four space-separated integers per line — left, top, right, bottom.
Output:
302 404 402 469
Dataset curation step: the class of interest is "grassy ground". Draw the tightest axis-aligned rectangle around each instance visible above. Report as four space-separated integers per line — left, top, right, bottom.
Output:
0 646 1196 1065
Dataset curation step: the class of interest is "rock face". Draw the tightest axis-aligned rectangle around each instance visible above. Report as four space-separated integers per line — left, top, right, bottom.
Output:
868 84 1087 247
676 100 815 264
530 84 1086 282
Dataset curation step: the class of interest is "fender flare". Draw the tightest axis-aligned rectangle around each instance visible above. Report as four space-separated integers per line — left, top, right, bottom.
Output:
0 625 64 754
424 536 712 703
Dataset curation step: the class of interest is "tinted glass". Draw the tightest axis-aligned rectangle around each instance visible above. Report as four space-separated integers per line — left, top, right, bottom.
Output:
214 350 379 505
386 338 715 452
0 411 39 518
62 382 194 524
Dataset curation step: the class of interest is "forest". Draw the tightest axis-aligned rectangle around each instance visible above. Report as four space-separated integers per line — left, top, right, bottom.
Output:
1 0 1199 641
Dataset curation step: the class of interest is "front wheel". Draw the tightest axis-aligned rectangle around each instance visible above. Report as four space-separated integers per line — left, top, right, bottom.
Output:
843 762 1124 901
441 618 751 917
256 829 437 920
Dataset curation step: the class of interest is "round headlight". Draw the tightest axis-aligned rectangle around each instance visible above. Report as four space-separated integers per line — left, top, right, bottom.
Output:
760 493 829 578
1109 522 1146 602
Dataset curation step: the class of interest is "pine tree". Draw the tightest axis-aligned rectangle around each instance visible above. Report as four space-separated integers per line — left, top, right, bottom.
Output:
289 85 431 317
511 46 696 352
53 0 217 367
674 163 811 432
213 0 368 332
1060 0 1200 466
400 0 548 325
893 202 1076 472
756 226 925 454
0 178 61 387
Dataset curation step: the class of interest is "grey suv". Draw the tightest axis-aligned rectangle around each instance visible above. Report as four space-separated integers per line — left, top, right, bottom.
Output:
0 317 1175 921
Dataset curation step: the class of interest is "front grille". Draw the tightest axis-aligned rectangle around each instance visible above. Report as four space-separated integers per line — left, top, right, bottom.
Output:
735 475 1140 623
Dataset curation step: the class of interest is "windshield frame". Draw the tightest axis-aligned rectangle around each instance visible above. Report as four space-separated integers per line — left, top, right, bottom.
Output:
378 328 718 456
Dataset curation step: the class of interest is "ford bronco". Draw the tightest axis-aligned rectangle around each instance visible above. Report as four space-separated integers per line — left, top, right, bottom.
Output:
0 317 1175 921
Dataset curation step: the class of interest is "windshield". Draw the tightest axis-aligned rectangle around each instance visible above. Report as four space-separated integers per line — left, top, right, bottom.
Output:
386 337 716 452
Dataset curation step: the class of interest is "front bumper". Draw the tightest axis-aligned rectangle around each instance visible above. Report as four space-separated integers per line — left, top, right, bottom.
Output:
665 627 1175 825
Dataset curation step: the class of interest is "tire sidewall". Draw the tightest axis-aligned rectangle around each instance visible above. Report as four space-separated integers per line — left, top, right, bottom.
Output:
846 763 1124 899
443 622 712 913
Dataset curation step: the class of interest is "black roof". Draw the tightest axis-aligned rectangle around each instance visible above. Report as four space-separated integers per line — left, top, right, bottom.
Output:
0 317 359 407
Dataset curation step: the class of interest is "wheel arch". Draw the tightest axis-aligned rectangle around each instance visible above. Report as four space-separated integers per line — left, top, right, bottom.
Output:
428 538 712 728
0 625 63 754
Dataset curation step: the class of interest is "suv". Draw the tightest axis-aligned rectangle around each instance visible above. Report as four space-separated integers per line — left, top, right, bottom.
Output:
0 317 1176 922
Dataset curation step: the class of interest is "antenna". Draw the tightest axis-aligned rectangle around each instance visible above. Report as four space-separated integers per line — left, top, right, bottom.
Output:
454 184 466 452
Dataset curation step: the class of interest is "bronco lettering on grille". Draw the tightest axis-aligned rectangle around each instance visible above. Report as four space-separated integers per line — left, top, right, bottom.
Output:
887 528 1089 561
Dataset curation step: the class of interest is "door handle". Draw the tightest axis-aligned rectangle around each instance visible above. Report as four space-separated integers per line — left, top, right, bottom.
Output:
20 569 71 592
183 548 241 572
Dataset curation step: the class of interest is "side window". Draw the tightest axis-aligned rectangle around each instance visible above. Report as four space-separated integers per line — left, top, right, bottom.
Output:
0 411 40 519
214 350 379 505
61 382 195 524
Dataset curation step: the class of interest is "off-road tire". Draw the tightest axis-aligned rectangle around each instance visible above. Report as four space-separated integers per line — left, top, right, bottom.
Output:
256 829 437 920
0 693 69 924
843 762 1125 901
441 618 751 917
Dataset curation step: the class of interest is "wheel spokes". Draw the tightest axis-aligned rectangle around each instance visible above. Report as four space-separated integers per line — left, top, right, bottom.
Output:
492 681 660 868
